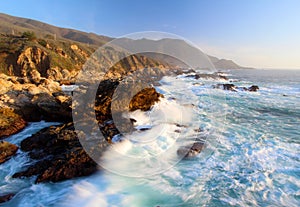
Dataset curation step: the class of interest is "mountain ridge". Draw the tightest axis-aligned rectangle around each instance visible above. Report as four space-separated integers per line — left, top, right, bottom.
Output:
0 13 250 70
0 13 112 46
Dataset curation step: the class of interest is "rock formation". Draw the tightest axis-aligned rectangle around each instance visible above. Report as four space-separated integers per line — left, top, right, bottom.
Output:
0 108 26 138
0 141 18 164
214 83 259 92
12 83 164 183
13 123 98 183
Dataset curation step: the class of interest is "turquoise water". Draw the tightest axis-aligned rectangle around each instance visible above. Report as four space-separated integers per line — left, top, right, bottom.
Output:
1 69 299 207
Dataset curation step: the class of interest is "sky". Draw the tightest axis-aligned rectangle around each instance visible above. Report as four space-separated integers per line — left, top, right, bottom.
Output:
0 0 300 69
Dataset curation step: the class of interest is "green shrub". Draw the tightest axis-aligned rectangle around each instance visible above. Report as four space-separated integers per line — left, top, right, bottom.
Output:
38 39 47 47
22 31 36 41
45 34 55 40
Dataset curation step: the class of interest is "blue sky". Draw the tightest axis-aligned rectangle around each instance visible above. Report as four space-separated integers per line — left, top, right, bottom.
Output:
1 0 300 69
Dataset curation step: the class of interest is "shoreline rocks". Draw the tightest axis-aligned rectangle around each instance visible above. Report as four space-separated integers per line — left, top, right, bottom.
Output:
0 141 18 164
129 87 164 112
11 80 165 183
186 72 228 80
12 123 99 183
214 83 259 92
0 108 27 138
0 74 72 122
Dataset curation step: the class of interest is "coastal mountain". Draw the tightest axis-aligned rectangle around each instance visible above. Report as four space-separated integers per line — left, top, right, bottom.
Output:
207 55 250 69
0 13 112 46
113 38 249 70
0 13 248 71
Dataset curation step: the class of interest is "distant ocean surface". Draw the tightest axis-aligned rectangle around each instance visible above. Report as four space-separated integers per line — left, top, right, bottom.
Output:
1 69 299 207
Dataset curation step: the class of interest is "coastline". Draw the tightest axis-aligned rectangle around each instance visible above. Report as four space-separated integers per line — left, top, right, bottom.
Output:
0 69 299 206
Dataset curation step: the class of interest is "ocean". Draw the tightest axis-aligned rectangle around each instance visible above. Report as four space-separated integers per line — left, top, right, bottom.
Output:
1 69 299 207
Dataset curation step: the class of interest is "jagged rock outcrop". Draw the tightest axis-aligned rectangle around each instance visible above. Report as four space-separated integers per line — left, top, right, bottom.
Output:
0 34 90 82
17 46 50 77
13 123 98 183
0 33 172 84
12 82 164 182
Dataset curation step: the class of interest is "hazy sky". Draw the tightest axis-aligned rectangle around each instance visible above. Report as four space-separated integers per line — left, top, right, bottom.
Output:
1 0 300 69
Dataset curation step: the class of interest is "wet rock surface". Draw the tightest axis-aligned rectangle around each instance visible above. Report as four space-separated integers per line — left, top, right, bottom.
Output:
0 108 27 138
214 83 259 92
185 72 228 80
1 66 261 185
12 123 99 183
0 141 19 164
129 87 164 112
214 83 237 91
248 85 259 92
11 80 165 183
93 79 164 140
177 142 205 158
0 193 15 203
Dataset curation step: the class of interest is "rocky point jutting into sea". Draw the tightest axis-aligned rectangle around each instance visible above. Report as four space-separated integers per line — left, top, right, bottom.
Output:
0 15 262 205
0 9 299 207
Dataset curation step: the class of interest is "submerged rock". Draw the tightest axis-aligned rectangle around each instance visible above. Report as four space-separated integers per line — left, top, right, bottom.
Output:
214 83 237 91
186 73 228 80
214 83 259 92
177 142 205 158
0 193 15 203
0 141 18 164
248 85 259 92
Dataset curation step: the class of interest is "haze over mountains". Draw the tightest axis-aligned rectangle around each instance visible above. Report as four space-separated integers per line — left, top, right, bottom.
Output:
0 13 249 70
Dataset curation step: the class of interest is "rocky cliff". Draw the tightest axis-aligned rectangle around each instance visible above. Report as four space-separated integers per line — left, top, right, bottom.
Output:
0 33 171 83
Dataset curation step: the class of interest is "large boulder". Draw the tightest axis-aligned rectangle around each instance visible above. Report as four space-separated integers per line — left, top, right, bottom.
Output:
34 93 72 122
0 108 27 138
0 141 18 164
129 87 164 111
